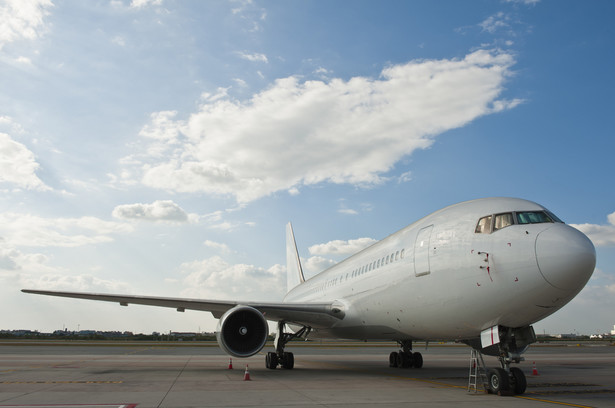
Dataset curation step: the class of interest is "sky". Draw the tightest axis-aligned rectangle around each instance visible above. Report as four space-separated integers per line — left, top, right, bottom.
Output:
1 0 614 336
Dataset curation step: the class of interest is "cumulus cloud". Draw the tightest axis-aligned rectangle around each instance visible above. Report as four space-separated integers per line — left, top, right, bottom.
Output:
0 132 50 191
0 0 53 50
309 237 377 257
112 200 191 223
179 256 285 301
0 213 133 247
571 212 615 247
126 49 519 203
302 255 336 278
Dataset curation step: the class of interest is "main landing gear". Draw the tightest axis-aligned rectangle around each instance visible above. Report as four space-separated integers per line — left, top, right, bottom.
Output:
389 340 423 369
265 321 310 370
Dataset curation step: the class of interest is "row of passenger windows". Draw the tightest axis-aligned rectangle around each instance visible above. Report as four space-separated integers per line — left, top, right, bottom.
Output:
318 248 406 292
475 210 563 234
351 249 405 278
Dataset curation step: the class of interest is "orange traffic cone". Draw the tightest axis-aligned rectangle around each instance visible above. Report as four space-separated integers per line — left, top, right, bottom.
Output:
228 358 233 369
532 361 539 376
243 364 251 381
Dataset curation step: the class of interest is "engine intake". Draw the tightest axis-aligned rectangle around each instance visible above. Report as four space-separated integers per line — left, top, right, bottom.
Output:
216 305 269 358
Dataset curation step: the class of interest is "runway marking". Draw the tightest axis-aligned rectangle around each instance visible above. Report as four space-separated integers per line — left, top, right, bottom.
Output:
514 395 594 408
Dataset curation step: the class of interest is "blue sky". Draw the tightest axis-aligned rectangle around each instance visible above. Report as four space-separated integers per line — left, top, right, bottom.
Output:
1 0 614 336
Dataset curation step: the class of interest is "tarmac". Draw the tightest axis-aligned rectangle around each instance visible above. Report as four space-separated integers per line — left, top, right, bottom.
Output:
0 341 614 408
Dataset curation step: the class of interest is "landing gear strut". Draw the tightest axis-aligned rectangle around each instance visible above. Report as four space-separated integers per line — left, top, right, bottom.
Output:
265 321 310 370
389 340 423 369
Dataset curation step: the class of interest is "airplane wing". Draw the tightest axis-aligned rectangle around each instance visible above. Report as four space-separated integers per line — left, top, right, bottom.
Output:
21 289 344 329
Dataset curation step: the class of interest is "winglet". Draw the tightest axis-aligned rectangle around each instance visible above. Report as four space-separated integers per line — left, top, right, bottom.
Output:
286 222 305 292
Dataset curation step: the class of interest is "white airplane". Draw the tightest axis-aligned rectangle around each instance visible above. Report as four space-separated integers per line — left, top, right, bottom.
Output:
23 197 596 396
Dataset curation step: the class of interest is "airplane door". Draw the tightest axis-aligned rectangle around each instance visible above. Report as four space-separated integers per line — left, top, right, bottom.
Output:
414 225 433 277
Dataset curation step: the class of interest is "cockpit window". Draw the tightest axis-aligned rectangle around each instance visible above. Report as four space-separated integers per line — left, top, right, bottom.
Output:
476 209 565 234
516 211 559 225
475 215 492 234
494 213 514 231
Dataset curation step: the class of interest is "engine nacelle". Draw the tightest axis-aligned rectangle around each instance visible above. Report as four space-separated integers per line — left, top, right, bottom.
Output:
216 305 269 358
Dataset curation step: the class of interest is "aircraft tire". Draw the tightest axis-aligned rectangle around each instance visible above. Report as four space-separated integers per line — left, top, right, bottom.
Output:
488 368 510 394
396 351 413 368
266 352 278 369
509 367 527 394
412 352 423 368
389 352 398 367
281 352 294 369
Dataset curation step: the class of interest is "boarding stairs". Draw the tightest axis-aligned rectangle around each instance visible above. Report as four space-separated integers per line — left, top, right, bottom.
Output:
468 348 488 393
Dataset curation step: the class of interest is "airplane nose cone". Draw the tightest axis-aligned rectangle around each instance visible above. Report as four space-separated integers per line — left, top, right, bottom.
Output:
535 225 596 291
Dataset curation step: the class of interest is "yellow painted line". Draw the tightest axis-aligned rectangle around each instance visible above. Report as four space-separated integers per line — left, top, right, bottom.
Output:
514 395 594 408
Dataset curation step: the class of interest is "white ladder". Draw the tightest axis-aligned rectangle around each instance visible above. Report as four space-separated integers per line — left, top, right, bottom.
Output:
468 348 488 393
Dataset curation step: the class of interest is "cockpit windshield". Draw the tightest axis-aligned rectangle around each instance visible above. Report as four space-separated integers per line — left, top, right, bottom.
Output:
516 211 562 225
475 210 563 234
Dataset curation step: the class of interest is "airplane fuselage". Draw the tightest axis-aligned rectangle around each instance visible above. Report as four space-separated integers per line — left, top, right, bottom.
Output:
284 197 595 341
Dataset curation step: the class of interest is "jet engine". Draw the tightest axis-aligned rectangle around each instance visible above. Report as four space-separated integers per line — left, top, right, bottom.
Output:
216 305 269 358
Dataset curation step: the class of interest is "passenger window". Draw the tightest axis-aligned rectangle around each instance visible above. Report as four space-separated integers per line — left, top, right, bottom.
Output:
395 251 400 261
494 213 514 231
401 249 405 259
475 215 493 234
386 255 390 264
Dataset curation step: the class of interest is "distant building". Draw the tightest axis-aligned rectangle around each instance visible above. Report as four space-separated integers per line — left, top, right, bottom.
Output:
554 333 576 339
611 325 615 336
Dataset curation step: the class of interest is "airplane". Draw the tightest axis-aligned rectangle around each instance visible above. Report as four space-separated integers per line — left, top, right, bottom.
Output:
22 197 596 396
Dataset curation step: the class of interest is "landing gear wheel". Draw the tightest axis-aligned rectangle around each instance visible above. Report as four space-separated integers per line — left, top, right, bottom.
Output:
265 352 278 369
412 352 423 369
488 368 510 394
396 351 413 368
389 352 398 367
509 367 527 395
281 352 294 369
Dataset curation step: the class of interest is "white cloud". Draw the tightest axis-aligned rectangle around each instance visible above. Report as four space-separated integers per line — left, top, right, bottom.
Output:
398 171 412 183
302 255 336 278
309 237 377 257
0 132 50 191
571 212 615 247
203 240 231 254
0 213 133 248
179 256 285 301
126 49 518 203
112 200 191 223
479 12 510 34
21 273 131 293
0 0 53 50
505 0 540 5
236 51 268 63
111 35 126 46
130 0 163 9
